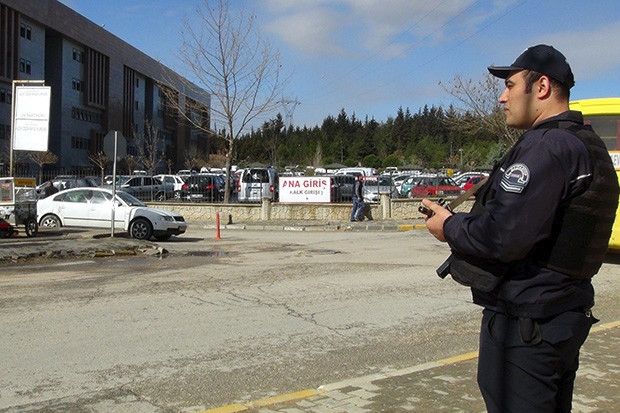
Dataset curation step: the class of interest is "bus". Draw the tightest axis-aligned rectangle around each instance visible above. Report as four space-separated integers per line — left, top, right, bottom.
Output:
569 98 620 252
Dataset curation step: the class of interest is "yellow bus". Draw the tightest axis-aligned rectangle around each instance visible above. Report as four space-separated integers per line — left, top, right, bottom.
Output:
569 98 620 252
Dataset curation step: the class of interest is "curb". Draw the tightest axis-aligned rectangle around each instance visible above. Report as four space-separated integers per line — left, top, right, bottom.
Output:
200 221 427 232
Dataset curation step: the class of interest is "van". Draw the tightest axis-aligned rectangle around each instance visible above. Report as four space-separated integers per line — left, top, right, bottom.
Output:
237 167 278 203
334 167 376 176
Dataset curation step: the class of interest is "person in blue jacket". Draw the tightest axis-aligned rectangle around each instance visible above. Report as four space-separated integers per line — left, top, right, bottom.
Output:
350 174 365 222
422 45 618 413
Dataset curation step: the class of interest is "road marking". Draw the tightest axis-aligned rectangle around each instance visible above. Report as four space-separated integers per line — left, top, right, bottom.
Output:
398 224 427 231
200 320 620 412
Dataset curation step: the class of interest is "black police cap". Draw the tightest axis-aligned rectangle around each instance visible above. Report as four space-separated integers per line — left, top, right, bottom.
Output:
488 44 575 88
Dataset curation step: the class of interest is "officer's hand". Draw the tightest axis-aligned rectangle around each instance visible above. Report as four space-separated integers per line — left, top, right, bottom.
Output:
421 198 452 242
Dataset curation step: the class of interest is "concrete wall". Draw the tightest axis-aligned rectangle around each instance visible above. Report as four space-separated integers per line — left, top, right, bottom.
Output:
152 197 476 223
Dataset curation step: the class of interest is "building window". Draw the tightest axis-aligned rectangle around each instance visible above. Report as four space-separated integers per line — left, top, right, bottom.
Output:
72 78 84 92
72 48 84 63
71 106 102 124
135 100 139 110
136 78 139 88
19 59 32 74
20 24 32 40
71 136 90 150
0 89 5 103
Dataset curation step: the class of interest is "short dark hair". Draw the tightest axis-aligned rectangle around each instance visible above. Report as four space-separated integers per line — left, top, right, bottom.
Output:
523 69 570 100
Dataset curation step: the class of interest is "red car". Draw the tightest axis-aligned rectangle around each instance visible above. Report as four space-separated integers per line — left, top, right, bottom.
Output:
463 175 487 191
410 176 464 198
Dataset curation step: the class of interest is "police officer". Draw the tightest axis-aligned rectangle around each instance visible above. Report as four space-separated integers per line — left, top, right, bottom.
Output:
422 45 618 413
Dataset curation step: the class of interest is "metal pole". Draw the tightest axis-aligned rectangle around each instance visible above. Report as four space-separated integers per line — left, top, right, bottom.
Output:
110 131 118 237
9 81 17 176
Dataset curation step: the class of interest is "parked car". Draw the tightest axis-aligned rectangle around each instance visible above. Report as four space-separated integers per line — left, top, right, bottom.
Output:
36 187 187 240
362 175 395 203
237 167 278 203
399 175 429 198
409 176 464 198
392 174 412 197
179 174 225 202
463 175 488 192
154 174 186 199
34 176 99 199
107 175 174 201
329 174 356 203
453 171 489 188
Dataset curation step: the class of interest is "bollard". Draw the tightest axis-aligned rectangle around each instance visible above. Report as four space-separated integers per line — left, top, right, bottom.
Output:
215 212 221 240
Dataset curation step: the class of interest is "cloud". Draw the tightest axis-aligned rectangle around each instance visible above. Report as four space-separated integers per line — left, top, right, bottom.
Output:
261 0 510 59
263 5 352 56
536 21 620 80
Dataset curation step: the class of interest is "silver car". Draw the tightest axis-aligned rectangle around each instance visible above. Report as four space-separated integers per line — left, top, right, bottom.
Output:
362 176 395 203
37 187 187 240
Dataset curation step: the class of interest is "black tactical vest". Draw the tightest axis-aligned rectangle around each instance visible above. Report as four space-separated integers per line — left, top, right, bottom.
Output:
530 121 618 278
474 120 618 279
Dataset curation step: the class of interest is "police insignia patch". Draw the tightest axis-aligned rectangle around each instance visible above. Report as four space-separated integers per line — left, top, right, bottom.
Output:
501 163 530 193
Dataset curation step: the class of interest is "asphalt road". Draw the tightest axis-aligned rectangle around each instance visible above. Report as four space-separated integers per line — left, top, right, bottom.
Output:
1 224 619 412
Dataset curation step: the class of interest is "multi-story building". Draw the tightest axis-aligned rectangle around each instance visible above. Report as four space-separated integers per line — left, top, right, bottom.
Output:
0 0 211 175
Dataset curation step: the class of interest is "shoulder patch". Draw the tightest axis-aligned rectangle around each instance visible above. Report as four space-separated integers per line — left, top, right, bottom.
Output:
500 163 530 193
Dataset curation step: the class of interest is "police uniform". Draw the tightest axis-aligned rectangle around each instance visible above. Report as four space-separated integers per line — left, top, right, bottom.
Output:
442 110 618 412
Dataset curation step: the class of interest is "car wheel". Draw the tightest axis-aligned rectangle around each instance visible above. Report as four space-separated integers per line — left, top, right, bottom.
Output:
173 191 181 200
25 219 38 237
40 214 61 228
154 234 172 241
129 218 153 240
155 192 166 201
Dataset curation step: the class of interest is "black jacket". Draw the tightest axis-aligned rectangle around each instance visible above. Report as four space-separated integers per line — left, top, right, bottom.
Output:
443 111 618 319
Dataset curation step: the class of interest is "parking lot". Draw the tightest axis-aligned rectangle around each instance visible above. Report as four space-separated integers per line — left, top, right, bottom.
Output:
1 223 619 412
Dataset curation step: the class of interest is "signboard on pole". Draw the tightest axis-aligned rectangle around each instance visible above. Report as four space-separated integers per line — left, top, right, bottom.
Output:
279 177 331 203
103 130 127 160
12 85 51 151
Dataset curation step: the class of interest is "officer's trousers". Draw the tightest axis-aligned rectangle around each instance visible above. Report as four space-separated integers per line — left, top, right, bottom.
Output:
477 308 594 413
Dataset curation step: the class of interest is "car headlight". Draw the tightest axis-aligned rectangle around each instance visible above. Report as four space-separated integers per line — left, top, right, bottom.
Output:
159 215 174 221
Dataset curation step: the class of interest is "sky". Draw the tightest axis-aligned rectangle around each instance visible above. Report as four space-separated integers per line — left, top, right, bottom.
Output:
57 0 620 132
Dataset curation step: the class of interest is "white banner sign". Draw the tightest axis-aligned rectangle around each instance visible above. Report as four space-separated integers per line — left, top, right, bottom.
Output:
12 85 51 151
610 151 620 170
279 177 331 203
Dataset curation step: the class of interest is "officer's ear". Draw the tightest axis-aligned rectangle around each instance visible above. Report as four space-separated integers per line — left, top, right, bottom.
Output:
536 75 553 99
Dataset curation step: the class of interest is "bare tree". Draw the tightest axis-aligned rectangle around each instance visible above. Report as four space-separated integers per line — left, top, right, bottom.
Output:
137 122 166 175
173 0 286 202
124 155 138 175
28 151 58 183
88 151 109 183
441 73 520 146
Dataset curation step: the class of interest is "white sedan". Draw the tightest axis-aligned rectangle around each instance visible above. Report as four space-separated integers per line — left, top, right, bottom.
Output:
37 187 187 240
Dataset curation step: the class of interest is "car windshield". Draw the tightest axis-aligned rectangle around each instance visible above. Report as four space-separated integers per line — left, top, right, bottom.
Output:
427 177 457 186
243 169 270 183
116 190 146 206
377 177 392 186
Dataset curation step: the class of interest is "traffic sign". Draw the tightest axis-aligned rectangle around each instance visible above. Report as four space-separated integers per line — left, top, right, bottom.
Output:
103 130 127 160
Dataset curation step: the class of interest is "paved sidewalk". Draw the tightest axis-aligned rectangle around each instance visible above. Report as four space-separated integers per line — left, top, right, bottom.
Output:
204 321 620 413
